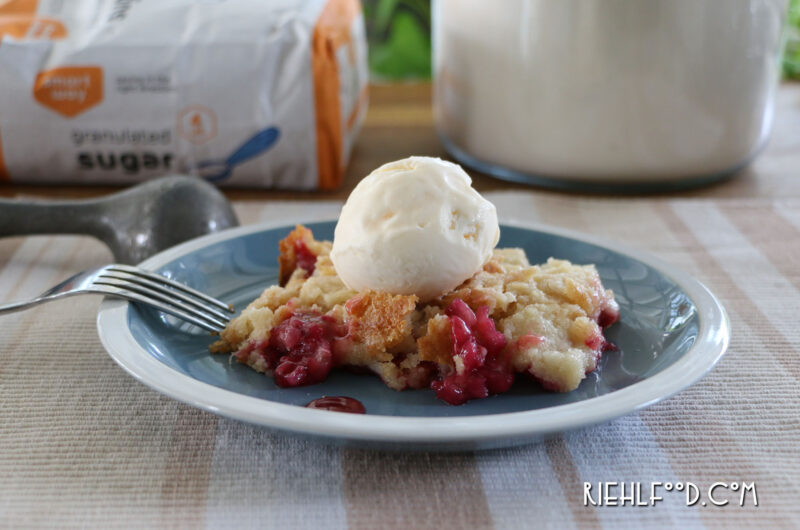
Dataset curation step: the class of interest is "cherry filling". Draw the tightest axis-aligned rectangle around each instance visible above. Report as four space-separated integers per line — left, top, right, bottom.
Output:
237 296 617 402
305 396 366 414
597 304 620 329
241 312 343 388
431 299 514 405
294 239 317 276
587 303 620 353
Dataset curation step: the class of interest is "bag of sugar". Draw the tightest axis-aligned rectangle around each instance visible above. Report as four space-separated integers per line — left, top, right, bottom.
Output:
0 0 368 189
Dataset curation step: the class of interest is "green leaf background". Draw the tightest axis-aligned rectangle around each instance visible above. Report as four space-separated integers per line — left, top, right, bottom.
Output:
785 0 800 78
363 0 431 80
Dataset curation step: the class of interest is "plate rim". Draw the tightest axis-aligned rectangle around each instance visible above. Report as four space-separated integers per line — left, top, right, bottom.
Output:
96 218 730 444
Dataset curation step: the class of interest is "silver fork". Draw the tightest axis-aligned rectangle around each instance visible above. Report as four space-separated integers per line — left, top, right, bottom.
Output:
0 264 233 332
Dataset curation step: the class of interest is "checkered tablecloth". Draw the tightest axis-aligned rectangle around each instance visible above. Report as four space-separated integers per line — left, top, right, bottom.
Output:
1 192 798 528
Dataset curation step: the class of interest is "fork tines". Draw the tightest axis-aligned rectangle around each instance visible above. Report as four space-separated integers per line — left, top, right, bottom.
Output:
93 265 234 332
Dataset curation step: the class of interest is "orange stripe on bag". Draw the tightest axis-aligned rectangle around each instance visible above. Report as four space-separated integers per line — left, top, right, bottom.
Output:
311 0 360 190
0 0 39 16
0 129 9 181
346 86 368 132
0 16 67 40
0 0 66 41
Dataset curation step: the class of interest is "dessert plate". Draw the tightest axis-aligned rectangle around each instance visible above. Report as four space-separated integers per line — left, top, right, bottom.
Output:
97 221 729 451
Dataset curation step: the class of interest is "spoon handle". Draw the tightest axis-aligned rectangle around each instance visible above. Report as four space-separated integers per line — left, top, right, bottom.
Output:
0 198 105 238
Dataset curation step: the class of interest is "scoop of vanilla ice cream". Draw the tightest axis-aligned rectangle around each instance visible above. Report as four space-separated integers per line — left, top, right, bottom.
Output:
330 156 500 301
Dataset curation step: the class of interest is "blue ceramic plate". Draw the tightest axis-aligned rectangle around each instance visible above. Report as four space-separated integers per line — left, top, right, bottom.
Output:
97 220 729 450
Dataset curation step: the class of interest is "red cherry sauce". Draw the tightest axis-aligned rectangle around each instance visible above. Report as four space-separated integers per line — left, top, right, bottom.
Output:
431 299 514 406
305 396 366 414
235 311 344 388
294 239 317 276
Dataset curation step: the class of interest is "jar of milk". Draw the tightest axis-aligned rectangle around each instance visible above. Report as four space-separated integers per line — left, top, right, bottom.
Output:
433 0 787 191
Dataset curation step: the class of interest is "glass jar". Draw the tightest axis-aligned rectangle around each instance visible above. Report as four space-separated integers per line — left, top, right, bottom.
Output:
433 0 787 191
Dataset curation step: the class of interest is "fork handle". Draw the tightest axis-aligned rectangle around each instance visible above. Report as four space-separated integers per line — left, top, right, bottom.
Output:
0 199 107 238
0 295 64 315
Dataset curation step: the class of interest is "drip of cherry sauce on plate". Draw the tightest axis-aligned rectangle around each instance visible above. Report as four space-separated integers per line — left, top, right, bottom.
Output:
305 396 366 414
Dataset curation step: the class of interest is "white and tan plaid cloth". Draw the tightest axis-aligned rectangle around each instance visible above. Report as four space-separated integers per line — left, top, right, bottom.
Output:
1 192 799 528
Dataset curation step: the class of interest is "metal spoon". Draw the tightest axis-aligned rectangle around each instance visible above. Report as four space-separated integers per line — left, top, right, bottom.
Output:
0 175 239 264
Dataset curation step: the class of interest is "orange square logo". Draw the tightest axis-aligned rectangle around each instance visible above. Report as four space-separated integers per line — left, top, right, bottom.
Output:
33 66 103 118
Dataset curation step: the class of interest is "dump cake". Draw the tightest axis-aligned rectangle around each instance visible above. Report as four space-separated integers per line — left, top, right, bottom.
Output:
210 157 619 405
210 226 619 404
